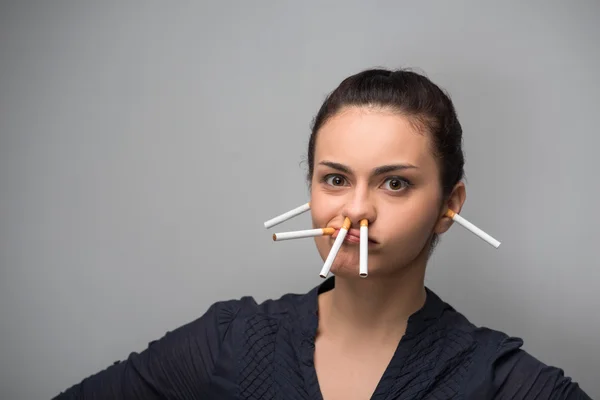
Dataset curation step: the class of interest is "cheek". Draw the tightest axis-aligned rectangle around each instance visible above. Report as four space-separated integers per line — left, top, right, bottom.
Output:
384 195 440 241
309 189 339 227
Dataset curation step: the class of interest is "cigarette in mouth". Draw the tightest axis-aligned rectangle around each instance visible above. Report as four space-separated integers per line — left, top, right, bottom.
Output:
445 210 501 248
319 217 351 278
263 202 310 229
272 227 335 241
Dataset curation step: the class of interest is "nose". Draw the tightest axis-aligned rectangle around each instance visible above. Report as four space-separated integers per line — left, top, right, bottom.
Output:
342 186 376 227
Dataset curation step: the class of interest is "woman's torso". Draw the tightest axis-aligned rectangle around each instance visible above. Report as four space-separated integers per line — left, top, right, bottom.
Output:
206 278 539 399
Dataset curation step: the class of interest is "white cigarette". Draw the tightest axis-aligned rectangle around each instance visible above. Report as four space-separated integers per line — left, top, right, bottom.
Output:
263 202 310 229
319 217 351 278
359 219 368 278
273 227 335 241
446 210 501 248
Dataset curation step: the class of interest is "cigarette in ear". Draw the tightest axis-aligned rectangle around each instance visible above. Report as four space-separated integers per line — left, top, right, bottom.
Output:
445 210 501 248
263 202 310 229
359 219 368 278
272 227 335 241
319 217 351 278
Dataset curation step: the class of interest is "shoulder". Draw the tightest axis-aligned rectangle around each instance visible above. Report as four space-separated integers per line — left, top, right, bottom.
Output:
201 289 313 339
434 299 590 399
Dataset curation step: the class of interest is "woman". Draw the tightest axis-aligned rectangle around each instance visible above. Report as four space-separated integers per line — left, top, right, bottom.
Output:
54 68 591 399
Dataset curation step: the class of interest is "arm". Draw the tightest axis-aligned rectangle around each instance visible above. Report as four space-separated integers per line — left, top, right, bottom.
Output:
52 302 229 399
493 338 592 400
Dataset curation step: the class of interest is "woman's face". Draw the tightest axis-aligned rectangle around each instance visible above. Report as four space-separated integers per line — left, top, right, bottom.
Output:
310 106 448 277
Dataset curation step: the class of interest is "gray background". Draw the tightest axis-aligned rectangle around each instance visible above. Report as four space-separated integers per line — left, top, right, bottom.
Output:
1 1 598 398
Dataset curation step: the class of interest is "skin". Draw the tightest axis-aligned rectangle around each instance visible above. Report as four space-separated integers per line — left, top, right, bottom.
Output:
309 106 466 400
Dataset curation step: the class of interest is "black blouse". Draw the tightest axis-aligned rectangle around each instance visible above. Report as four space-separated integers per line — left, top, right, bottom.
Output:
53 277 591 399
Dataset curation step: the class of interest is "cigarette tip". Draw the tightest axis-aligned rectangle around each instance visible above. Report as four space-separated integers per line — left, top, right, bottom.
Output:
272 234 276 241
359 273 368 278
323 227 335 235
342 217 352 230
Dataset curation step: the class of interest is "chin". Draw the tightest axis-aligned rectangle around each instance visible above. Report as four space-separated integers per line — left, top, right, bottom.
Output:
331 263 384 277
329 264 359 277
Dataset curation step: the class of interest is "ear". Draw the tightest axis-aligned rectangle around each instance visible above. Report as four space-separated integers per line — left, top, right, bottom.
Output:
433 181 466 235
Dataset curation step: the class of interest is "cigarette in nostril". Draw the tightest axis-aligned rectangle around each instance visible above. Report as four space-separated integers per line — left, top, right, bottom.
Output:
359 219 368 278
319 217 351 278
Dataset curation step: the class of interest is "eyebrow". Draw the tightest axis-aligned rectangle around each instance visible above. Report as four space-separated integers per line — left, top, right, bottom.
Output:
318 160 418 176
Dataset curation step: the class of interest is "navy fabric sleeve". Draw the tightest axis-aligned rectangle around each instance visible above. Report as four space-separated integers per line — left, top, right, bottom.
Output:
493 337 592 399
52 301 238 400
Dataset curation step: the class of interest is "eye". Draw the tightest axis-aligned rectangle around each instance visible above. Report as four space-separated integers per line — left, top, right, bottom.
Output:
324 174 347 187
382 177 411 192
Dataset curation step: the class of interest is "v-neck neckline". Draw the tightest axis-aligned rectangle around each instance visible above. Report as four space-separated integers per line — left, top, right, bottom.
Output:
295 277 445 400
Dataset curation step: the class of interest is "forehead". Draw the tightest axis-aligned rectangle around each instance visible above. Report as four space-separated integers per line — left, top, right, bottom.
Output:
314 107 436 169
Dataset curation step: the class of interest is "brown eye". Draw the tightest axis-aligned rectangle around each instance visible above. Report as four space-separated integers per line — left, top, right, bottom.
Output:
325 175 346 186
382 177 410 191
389 179 402 189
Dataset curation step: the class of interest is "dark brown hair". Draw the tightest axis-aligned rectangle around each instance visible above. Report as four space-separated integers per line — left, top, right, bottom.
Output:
307 68 465 249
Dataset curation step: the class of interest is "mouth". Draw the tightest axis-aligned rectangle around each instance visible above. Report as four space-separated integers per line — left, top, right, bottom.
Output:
331 228 378 244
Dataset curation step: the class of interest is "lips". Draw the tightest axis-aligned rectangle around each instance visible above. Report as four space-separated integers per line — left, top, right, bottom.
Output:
332 228 377 243
344 232 361 244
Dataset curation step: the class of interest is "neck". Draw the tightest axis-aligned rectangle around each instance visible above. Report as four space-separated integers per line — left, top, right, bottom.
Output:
318 260 427 345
